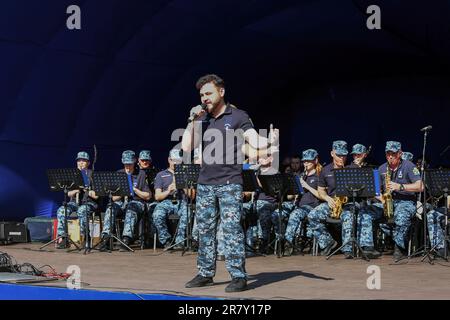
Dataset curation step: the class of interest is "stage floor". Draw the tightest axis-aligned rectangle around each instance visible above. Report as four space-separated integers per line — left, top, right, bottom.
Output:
1 243 450 300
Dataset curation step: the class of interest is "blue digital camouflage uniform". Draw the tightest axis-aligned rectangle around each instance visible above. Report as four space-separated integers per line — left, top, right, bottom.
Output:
196 183 245 278
375 141 422 249
427 208 446 250
243 200 276 248
101 150 150 240
271 201 295 237
153 199 188 245
193 103 253 281
284 149 321 245
57 152 97 237
308 141 354 252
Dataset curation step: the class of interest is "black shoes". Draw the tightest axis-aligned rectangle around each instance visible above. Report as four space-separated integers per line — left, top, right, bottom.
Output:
283 241 293 256
119 236 132 252
185 275 214 288
362 246 381 259
225 278 248 293
393 244 406 261
321 240 338 256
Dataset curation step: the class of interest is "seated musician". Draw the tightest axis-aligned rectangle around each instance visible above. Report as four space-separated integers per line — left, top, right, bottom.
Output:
283 149 321 256
100 150 151 251
307 141 351 258
152 149 189 249
56 151 99 249
243 150 278 255
366 141 423 260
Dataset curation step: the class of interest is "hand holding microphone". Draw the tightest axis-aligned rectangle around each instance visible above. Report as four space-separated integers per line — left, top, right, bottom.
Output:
188 103 207 122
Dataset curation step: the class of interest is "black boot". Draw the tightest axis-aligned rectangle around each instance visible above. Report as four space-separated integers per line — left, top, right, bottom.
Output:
185 275 214 288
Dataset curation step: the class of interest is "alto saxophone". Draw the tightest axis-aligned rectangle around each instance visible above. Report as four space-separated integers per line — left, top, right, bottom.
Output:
383 167 394 219
330 195 348 219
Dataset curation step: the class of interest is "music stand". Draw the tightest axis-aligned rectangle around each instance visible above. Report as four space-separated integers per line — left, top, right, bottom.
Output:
91 171 134 253
326 167 380 261
423 169 450 261
164 164 200 254
241 169 264 255
259 173 303 258
40 168 84 251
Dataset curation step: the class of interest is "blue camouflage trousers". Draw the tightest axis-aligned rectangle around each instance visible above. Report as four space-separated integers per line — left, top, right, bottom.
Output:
427 208 446 250
374 200 416 249
284 205 313 244
102 200 146 239
196 183 246 279
271 201 296 236
243 200 276 248
57 201 97 236
307 202 353 252
153 199 188 245
192 212 225 255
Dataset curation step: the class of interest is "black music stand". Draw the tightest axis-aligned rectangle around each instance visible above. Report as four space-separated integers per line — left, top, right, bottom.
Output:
326 168 380 261
259 173 303 258
423 169 450 261
241 169 264 255
91 171 134 253
40 169 84 252
164 164 200 254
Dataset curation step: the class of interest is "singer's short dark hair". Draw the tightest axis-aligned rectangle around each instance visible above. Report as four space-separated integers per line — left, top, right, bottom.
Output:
196 74 225 90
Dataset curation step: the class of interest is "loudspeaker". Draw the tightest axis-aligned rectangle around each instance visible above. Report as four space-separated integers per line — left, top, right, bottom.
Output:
0 222 28 244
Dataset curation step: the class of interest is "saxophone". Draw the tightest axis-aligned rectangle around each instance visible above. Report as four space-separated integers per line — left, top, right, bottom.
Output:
330 195 348 219
383 167 394 219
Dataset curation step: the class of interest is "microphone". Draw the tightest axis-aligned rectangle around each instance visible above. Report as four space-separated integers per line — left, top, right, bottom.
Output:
420 125 432 132
188 103 207 122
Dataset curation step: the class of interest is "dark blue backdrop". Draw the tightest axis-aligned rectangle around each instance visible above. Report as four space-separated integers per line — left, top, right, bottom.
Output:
0 0 449 220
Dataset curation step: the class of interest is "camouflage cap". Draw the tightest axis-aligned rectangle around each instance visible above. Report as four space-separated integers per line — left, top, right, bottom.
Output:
139 150 151 161
121 150 136 164
76 151 90 161
385 141 402 153
351 144 367 155
332 140 348 156
169 148 182 161
401 152 414 161
301 149 318 161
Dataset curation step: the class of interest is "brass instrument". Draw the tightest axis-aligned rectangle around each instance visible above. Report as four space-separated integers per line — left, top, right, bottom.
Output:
330 195 348 219
383 167 394 219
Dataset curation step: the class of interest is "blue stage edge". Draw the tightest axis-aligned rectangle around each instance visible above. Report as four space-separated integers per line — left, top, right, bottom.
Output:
0 283 217 300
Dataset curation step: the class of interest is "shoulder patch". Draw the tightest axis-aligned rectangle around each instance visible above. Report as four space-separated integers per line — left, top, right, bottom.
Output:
413 167 420 176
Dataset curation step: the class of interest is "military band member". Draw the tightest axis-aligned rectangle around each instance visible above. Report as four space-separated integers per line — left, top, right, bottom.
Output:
56 151 99 248
100 150 151 251
347 144 381 258
243 151 278 255
283 149 321 255
372 141 423 260
152 149 188 249
307 141 352 258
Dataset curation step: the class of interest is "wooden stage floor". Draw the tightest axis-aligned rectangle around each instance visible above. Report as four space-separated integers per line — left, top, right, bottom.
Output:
1 243 450 300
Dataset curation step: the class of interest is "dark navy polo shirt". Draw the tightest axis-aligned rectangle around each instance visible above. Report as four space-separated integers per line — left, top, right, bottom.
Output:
118 169 150 202
298 173 320 208
154 169 174 193
318 163 338 197
378 160 421 201
197 104 254 185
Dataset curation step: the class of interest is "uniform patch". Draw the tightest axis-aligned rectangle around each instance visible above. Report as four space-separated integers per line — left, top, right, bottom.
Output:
413 167 420 176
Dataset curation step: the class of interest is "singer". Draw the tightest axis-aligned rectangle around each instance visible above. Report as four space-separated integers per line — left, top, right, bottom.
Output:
182 74 278 292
